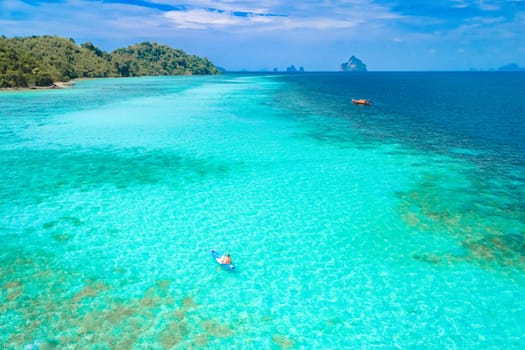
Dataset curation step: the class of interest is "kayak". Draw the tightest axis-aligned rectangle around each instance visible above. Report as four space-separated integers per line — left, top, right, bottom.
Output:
210 249 235 271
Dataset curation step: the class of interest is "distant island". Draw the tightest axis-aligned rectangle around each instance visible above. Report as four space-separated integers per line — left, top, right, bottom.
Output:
0 35 219 88
286 65 305 73
340 56 367 72
498 63 525 71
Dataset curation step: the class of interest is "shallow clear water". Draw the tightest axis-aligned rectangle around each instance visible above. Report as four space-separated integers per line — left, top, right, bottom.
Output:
1 73 524 349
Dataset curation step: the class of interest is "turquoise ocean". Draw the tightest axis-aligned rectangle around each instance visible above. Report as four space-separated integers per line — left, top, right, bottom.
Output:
1 72 524 349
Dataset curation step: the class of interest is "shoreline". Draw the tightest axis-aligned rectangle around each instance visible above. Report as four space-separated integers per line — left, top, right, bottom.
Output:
0 81 74 92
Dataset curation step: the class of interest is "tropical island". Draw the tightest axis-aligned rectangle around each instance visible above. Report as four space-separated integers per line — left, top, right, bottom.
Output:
286 65 305 73
498 63 525 71
0 35 219 88
340 56 367 72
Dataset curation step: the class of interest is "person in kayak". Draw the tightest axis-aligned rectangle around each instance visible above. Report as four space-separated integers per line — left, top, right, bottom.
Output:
219 253 232 265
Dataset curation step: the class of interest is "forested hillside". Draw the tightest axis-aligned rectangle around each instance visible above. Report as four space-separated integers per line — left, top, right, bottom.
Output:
0 36 219 88
111 42 217 76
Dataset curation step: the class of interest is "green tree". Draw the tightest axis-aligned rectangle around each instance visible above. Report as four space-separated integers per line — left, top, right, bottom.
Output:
0 36 219 88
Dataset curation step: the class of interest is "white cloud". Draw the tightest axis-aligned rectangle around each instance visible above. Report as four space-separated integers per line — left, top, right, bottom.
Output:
466 15 505 24
451 0 469 9
161 0 399 31
276 17 363 31
478 0 500 11
164 9 245 30
0 0 404 37
163 9 368 31
449 0 500 11
0 0 31 12
151 0 281 14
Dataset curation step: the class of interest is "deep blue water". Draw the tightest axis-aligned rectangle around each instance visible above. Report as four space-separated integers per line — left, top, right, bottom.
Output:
274 72 525 160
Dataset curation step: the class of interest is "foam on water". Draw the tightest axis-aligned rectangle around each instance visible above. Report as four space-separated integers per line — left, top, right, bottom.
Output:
1 74 524 349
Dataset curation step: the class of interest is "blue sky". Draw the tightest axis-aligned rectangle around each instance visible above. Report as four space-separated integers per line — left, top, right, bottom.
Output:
1 0 524 70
